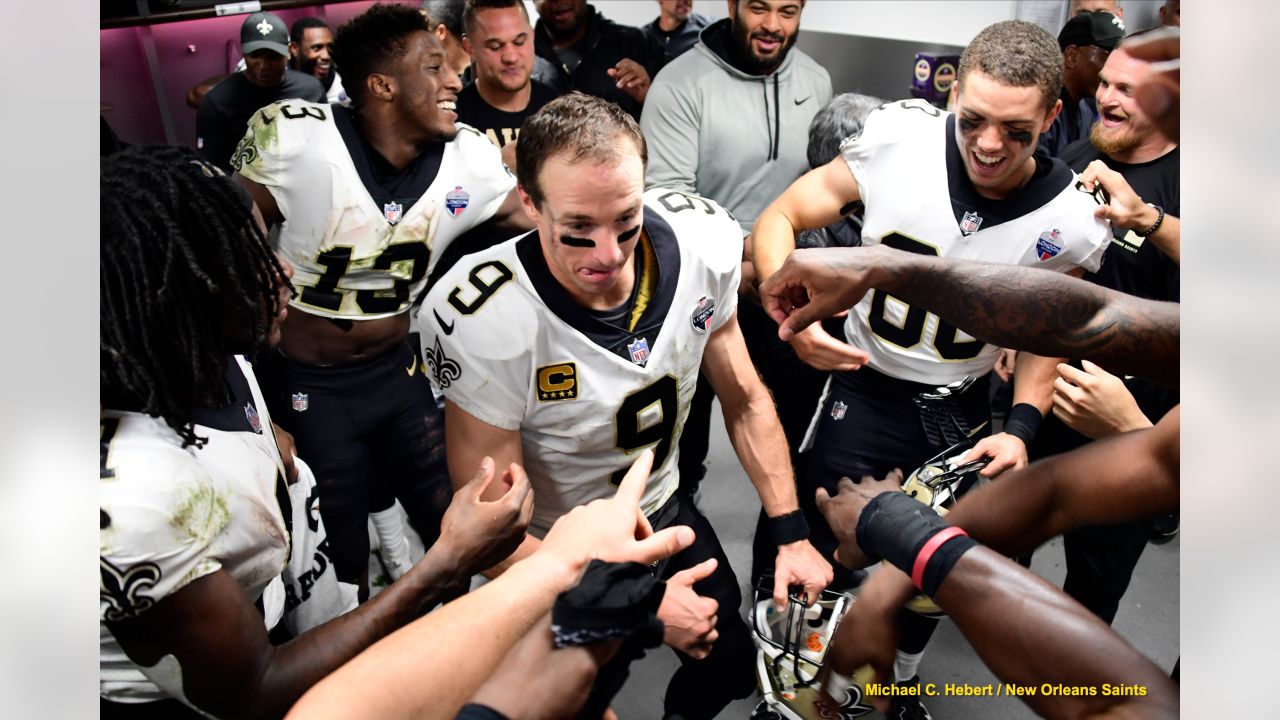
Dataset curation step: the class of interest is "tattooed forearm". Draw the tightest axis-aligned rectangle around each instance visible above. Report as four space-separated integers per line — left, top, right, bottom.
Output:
884 255 1179 387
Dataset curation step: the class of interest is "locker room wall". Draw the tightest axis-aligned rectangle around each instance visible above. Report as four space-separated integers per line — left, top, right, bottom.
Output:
100 1 1169 147
100 1 386 147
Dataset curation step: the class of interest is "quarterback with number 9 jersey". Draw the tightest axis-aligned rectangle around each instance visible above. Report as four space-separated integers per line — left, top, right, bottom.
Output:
422 188 740 532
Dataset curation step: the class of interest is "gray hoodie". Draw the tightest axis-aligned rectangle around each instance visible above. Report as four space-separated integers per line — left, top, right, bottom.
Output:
640 19 832 233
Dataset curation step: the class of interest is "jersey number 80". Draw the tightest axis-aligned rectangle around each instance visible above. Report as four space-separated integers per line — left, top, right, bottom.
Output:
868 233 984 360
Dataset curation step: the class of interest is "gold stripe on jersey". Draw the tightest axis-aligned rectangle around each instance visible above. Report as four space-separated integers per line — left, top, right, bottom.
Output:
628 231 659 332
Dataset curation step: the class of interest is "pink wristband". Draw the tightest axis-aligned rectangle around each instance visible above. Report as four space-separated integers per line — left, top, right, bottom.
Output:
911 526 969 590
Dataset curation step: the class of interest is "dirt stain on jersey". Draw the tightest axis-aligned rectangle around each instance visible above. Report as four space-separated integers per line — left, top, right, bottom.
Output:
170 484 230 544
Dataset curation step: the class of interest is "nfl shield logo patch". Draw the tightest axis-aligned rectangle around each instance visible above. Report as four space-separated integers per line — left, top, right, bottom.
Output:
960 211 983 235
831 401 847 421
445 186 470 217
627 337 650 366
690 296 716 333
244 403 263 433
292 392 309 412
384 201 403 225
1036 228 1064 261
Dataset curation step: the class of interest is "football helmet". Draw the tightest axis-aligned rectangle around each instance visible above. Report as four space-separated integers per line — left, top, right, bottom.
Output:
901 428 991 515
898 424 990 617
750 578 877 719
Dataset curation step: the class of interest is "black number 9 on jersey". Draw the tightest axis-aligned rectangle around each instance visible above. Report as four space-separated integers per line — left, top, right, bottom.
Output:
610 375 679 486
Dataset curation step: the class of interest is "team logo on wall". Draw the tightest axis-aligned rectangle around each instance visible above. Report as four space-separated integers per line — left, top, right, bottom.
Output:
384 201 403 225
627 337 651 366
292 392 309 412
960 211 983 235
244 403 263 433
690 296 716 333
831 401 848 421
536 362 578 402
1036 228 1064 261
446 186 471 217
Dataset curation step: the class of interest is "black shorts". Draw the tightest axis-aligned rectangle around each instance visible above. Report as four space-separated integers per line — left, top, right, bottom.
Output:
807 366 993 484
800 366 991 590
258 337 452 588
586 491 756 720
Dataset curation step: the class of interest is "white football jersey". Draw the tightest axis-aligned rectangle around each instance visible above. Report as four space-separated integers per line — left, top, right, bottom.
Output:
840 99 1110 385
100 358 290 705
420 189 742 533
234 101 514 320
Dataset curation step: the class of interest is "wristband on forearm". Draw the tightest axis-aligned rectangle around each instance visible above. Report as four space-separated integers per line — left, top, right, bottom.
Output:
911 526 976 597
854 492 976 596
768 509 810 545
1001 403 1043 446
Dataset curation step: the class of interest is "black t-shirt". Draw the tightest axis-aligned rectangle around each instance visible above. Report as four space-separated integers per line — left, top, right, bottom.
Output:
196 69 325 172
1060 141 1180 303
1030 141 1180 460
455 80 559 148
533 5 668 120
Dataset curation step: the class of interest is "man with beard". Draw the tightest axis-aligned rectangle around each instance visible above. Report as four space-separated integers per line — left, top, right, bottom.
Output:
531 0 668 120
1025 36 1181 621
291 17 347 105
1039 11 1125 157
456 0 558 151
640 0 832 517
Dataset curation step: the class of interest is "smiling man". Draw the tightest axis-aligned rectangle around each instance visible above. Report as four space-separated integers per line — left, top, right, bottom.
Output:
289 17 348 104
641 0 831 522
456 0 558 150
1027 36 1181 624
195 12 325 172
230 3 532 601
422 93 832 720
753 19 1111 719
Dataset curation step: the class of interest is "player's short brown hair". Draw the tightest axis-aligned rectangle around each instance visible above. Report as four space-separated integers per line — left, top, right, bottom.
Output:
516 92 648 208
958 20 1063 110
462 0 530 38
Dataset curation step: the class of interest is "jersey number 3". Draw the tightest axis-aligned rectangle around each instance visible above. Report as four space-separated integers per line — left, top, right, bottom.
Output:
868 233 983 360
610 375 679 486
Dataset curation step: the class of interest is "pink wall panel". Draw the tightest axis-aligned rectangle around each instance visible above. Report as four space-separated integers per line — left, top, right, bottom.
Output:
100 27 166 146
98 2 412 149
148 8 324 147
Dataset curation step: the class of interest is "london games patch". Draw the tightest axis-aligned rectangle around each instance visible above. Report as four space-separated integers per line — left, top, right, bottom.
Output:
691 296 716 333
1036 228 1063 261
445 186 470 217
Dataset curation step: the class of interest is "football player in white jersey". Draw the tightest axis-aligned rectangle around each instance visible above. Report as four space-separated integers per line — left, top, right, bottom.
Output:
752 20 1112 718
421 93 833 720
233 4 534 599
100 146 531 719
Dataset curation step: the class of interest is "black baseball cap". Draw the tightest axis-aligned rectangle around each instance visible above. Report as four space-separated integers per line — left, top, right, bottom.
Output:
1058 11 1125 51
241 12 290 56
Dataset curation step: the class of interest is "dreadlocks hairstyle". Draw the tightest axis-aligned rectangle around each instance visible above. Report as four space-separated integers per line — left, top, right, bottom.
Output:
333 3 432 108
101 145 290 447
